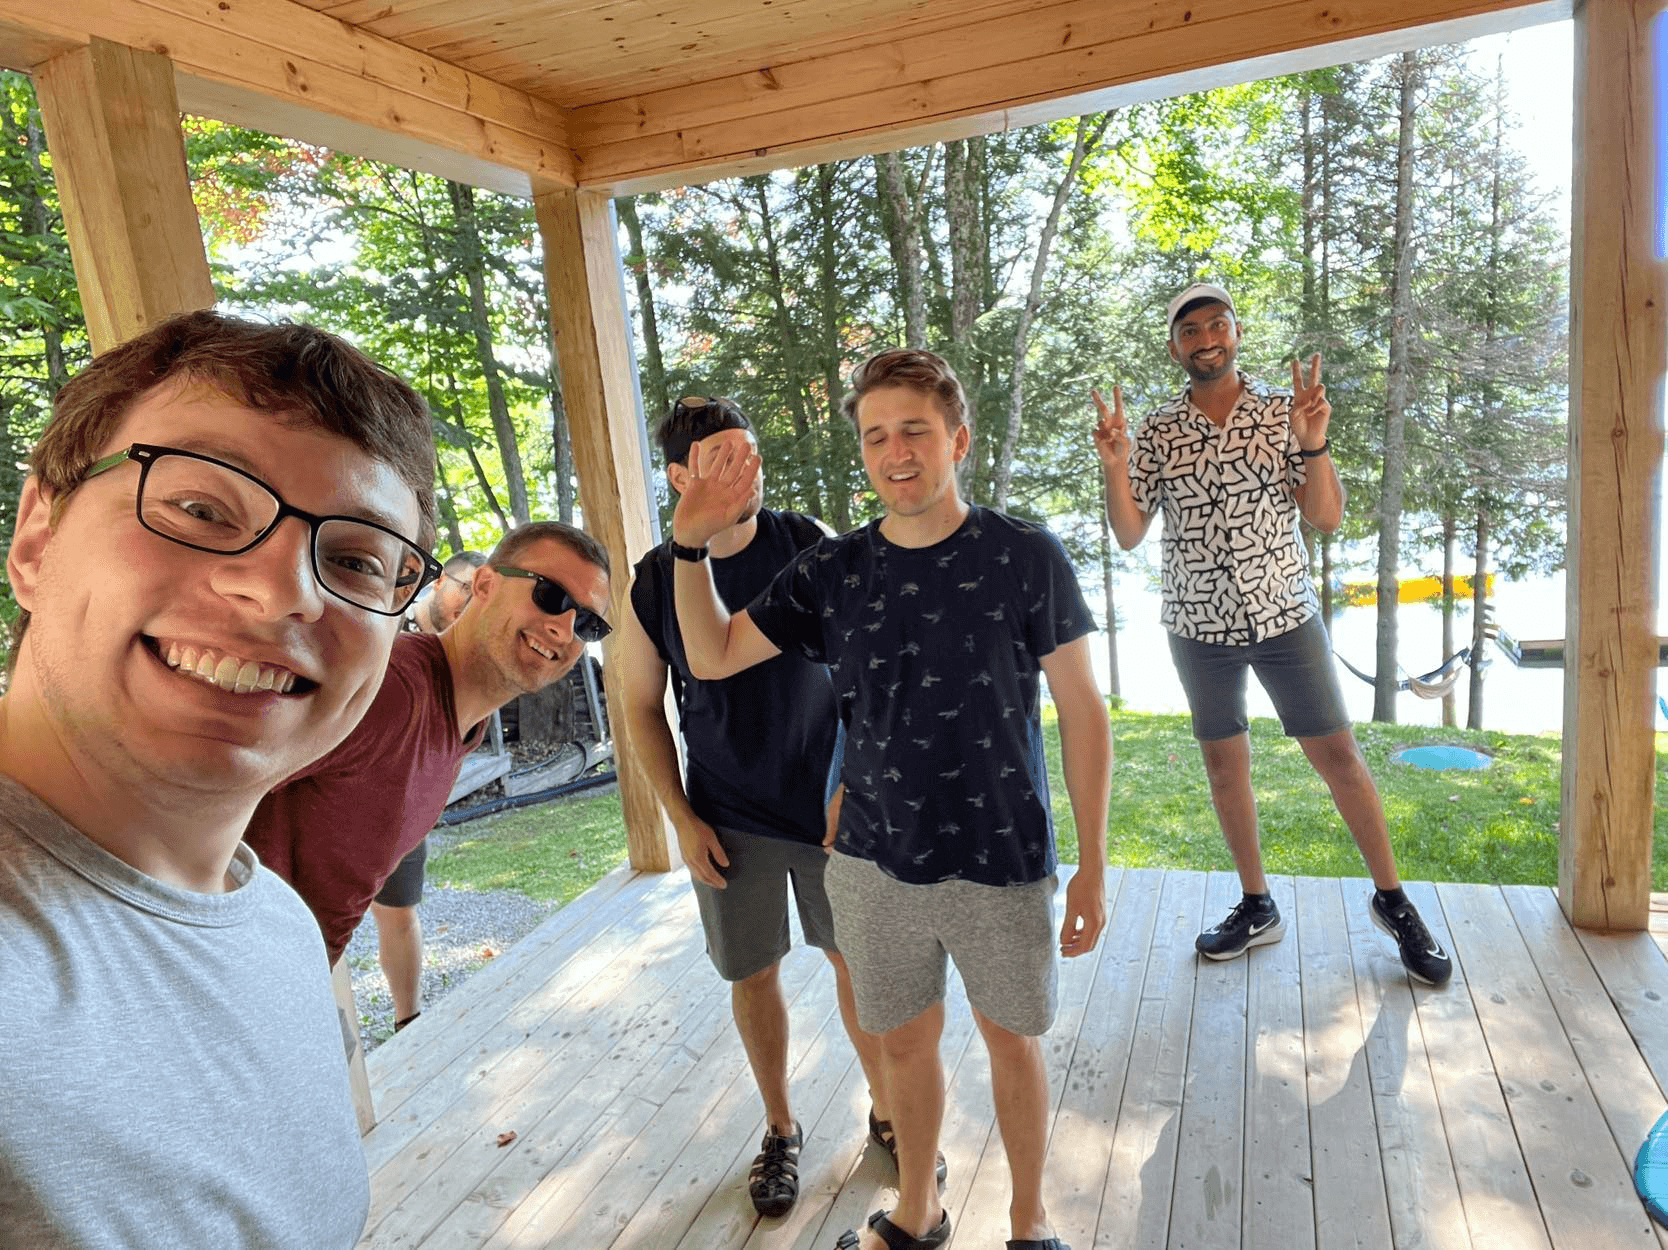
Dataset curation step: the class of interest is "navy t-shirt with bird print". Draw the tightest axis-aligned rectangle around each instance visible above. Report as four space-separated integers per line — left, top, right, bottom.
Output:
746 505 1095 888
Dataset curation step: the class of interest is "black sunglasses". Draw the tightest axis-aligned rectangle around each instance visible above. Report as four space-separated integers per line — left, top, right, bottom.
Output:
493 566 611 642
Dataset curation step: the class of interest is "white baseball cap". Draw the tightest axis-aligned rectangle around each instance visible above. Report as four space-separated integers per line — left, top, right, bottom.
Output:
1166 283 1237 329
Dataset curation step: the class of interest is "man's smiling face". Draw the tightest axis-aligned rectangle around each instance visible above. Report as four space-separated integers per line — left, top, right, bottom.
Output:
472 537 610 696
1169 301 1242 384
6 380 422 801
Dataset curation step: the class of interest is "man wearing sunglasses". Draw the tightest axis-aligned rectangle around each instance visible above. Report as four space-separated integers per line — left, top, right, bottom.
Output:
409 549 487 635
0 310 439 1248
623 396 903 1220
244 520 610 1028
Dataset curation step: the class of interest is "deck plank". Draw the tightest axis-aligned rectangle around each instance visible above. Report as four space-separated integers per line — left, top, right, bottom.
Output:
1168 870 1249 1249
356 868 1668 1249
1436 882 1658 1250
1504 885 1668 1250
1241 874 1315 1250
1342 881 1468 1250
1093 868 1208 1250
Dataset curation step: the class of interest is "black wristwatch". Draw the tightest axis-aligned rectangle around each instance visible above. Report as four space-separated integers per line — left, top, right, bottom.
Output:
668 538 709 562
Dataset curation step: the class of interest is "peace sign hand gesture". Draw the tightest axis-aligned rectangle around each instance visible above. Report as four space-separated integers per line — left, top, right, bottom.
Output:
1092 385 1131 471
1290 353 1331 452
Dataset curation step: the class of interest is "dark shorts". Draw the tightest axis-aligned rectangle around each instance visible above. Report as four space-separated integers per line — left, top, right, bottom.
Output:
1167 614 1350 742
691 827 838 982
373 837 428 908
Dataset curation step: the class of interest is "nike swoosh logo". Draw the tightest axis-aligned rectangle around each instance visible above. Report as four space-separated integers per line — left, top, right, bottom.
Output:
1426 944 1447 958
1248 918 1277 936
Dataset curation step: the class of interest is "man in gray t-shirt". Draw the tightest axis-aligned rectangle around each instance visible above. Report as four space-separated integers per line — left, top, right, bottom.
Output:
0 311 440 1249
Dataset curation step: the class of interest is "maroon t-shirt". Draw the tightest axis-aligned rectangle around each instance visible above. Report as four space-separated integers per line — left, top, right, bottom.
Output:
244 632 486 962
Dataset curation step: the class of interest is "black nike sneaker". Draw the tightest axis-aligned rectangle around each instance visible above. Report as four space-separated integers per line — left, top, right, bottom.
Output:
1368 891 1453 987
1196 894 1284 960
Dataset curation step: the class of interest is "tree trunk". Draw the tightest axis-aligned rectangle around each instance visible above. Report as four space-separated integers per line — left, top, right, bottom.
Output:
448 180 529 526
1440 512 1457 727
991 115 1110 510
1467 505 1490 729
547 377 576 524
434 459 468 555
752 178 826 520
1372 52 1421 723
1099 487 1120 699
616 196 671 424
875 150 927 349
444 373 511 534
815 167 853 532
944 137 984 492
1320 532 1334 629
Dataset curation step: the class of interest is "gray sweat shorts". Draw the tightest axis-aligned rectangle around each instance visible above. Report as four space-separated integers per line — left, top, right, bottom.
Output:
691 826 838 982
824 851 1058 1037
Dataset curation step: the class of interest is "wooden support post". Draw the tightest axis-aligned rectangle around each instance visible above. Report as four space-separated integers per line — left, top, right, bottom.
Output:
329 957 376 1135
1561 0 1667 930
31 38 214 354
534 187 670 872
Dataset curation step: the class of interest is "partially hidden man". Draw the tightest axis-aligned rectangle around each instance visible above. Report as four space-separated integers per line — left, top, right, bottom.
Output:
621 395 900 1220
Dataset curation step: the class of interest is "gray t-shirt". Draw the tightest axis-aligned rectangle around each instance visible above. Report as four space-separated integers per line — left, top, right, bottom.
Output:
0 775 369 1249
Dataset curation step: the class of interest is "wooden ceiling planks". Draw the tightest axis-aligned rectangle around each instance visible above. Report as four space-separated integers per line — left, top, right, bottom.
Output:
569 0 1563 190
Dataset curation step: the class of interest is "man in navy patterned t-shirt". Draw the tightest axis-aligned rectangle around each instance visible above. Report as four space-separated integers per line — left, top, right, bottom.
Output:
672 348 1110 1250
1095 282 1451 990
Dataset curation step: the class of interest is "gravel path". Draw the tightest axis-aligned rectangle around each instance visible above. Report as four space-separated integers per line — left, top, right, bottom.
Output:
343 835 560 1051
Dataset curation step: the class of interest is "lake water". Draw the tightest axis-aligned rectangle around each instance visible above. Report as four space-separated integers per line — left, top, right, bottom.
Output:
1088 569 1641 737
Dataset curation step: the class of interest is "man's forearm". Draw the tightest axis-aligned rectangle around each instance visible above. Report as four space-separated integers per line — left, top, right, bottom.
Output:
1296 456 1346 533
1057 705 1112 872
672 559 737 680
1102 461 1151 550
622 698 698 828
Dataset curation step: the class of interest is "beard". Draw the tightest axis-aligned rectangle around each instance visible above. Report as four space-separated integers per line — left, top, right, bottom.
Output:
1180 347 1237 384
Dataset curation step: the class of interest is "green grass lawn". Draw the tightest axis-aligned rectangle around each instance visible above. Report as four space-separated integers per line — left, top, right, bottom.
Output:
428 711 1668 901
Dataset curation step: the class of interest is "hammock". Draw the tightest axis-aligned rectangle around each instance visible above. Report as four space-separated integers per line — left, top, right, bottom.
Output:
1335 647 1473 700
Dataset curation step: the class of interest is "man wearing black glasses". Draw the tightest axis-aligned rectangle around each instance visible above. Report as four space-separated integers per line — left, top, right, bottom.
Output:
622 396 901 1220
245 520 610 1028
409 549 486 635
0 310 439 1248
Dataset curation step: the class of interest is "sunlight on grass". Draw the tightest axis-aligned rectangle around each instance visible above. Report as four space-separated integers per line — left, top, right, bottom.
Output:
424 720 1668 901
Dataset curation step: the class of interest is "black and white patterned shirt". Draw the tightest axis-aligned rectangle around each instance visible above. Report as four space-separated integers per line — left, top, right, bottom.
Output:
1129 372 1318 645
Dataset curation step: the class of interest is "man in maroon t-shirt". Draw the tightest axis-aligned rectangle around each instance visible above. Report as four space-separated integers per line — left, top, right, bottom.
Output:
245 521 611 1029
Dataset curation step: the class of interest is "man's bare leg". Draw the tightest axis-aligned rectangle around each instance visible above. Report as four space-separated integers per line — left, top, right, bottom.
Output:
827 950 888 1119
733 959 795 1132
975 1008 1056 1242
369 901 423 1025
1298 728 1399 890
857 1002 946 1249
1198 733 1266 893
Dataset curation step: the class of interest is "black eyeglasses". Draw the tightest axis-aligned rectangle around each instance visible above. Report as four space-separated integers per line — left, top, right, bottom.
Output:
493 566 611 642
80 443 441 616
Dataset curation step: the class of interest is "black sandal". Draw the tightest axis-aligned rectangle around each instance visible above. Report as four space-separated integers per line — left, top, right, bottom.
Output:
835 1208 951 1249
868 1107 948 1186
748 1121 801 1217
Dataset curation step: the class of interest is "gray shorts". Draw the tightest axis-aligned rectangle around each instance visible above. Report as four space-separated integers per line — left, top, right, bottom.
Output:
1168 614 1350 742
824 851 1058 1037
691 827 838 982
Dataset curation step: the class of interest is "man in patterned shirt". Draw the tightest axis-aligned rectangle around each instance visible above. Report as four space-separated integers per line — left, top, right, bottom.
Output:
673 349 1111 1250
1094 282 1451 988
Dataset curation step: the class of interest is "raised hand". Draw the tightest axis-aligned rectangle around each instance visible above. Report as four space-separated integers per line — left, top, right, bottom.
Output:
671 437 761 548
1290 353 1331 451
1091 385 1131 470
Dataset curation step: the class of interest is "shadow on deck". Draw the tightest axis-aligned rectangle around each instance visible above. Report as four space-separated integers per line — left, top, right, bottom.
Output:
355 867 1668 1249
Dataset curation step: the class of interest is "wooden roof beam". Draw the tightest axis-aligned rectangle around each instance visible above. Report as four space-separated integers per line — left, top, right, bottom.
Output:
0 0 576 197
570 0 1570 194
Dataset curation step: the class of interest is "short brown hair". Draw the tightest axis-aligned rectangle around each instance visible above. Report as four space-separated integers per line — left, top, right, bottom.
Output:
487 520 611 579
34 309 437 544
840 348 967 432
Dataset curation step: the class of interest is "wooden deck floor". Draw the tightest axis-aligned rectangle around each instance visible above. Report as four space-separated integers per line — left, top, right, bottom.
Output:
357 868 1668 1249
